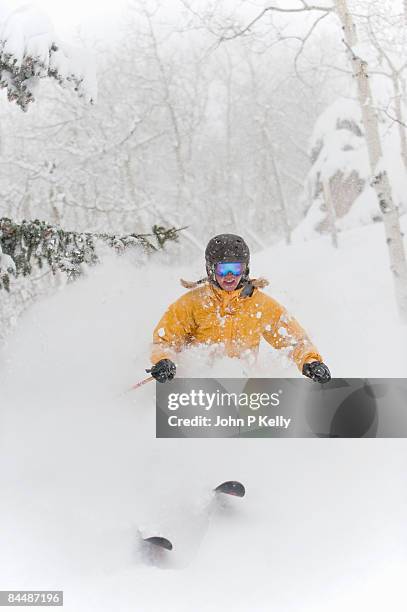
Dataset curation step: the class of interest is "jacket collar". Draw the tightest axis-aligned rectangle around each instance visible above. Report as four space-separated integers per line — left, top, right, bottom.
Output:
209 284 254 304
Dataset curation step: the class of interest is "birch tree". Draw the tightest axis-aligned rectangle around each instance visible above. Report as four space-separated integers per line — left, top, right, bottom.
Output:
362 3 407 172
335 0 407 320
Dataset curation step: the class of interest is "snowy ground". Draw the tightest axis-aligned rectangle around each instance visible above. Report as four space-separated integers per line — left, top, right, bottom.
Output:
0 221 407 611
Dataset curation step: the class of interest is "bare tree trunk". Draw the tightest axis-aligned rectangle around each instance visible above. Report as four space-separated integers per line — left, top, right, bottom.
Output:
48 162 62 226
269 141 291 245
261 117 291 244
392 73 407 172
124 153 147 233
335 0 407 322
246 53 291 245
307 178 313 212
366 18 407 172
145 12 187 210
223 49 236 229
322 179 338 248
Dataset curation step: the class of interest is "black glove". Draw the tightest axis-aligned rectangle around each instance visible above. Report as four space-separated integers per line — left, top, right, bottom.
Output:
146 359 176 383
302 360 331 384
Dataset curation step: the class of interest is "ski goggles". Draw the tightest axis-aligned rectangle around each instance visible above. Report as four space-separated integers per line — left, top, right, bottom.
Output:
215 262 245 277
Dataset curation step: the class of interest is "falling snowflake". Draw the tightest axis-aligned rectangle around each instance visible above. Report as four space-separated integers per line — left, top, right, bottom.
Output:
158 327 166 338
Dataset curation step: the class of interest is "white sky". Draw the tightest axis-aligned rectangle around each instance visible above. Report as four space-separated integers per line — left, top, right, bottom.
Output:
31 0 129 26
11 0 131 40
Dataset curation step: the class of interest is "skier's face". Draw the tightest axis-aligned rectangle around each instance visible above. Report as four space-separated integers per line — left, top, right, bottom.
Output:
216 273 242 291
214 262 244 291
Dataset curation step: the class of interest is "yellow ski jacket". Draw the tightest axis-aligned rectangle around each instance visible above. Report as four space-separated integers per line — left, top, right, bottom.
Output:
151 282 322 371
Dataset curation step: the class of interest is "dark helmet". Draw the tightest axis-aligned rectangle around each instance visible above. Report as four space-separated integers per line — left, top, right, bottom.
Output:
205 234 250 265
205 234 250 287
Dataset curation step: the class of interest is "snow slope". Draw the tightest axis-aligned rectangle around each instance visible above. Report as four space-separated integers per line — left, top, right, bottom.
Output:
0 221 406 611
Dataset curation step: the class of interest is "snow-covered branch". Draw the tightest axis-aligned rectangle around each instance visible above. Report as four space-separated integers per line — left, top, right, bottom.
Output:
0 217 185 291
0 3 96 110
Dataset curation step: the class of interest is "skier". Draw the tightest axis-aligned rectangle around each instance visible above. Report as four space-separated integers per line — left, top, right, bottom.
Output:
147 234 331 384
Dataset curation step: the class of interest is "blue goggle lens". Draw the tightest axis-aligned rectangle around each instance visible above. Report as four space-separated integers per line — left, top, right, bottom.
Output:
215 262 244 277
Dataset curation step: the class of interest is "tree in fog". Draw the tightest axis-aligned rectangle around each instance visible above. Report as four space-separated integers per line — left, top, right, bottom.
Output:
181 0 407 320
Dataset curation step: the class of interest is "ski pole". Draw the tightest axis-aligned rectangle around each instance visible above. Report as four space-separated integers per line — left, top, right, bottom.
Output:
129 375 154 391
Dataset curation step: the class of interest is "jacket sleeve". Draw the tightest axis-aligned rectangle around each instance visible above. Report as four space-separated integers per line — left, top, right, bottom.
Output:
151 293 197 364
260 295 323 372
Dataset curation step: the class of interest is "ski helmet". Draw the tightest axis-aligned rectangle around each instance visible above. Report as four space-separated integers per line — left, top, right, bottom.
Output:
205 234 250 287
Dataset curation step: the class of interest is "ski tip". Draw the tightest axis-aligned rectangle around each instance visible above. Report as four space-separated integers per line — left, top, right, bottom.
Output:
143 536 173 551
215 481 245 498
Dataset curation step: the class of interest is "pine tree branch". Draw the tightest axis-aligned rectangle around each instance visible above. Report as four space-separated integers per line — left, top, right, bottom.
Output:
0 218 185 291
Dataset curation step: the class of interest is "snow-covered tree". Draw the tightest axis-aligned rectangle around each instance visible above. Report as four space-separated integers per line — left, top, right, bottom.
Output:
294 98 372 240
0 2 96 110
